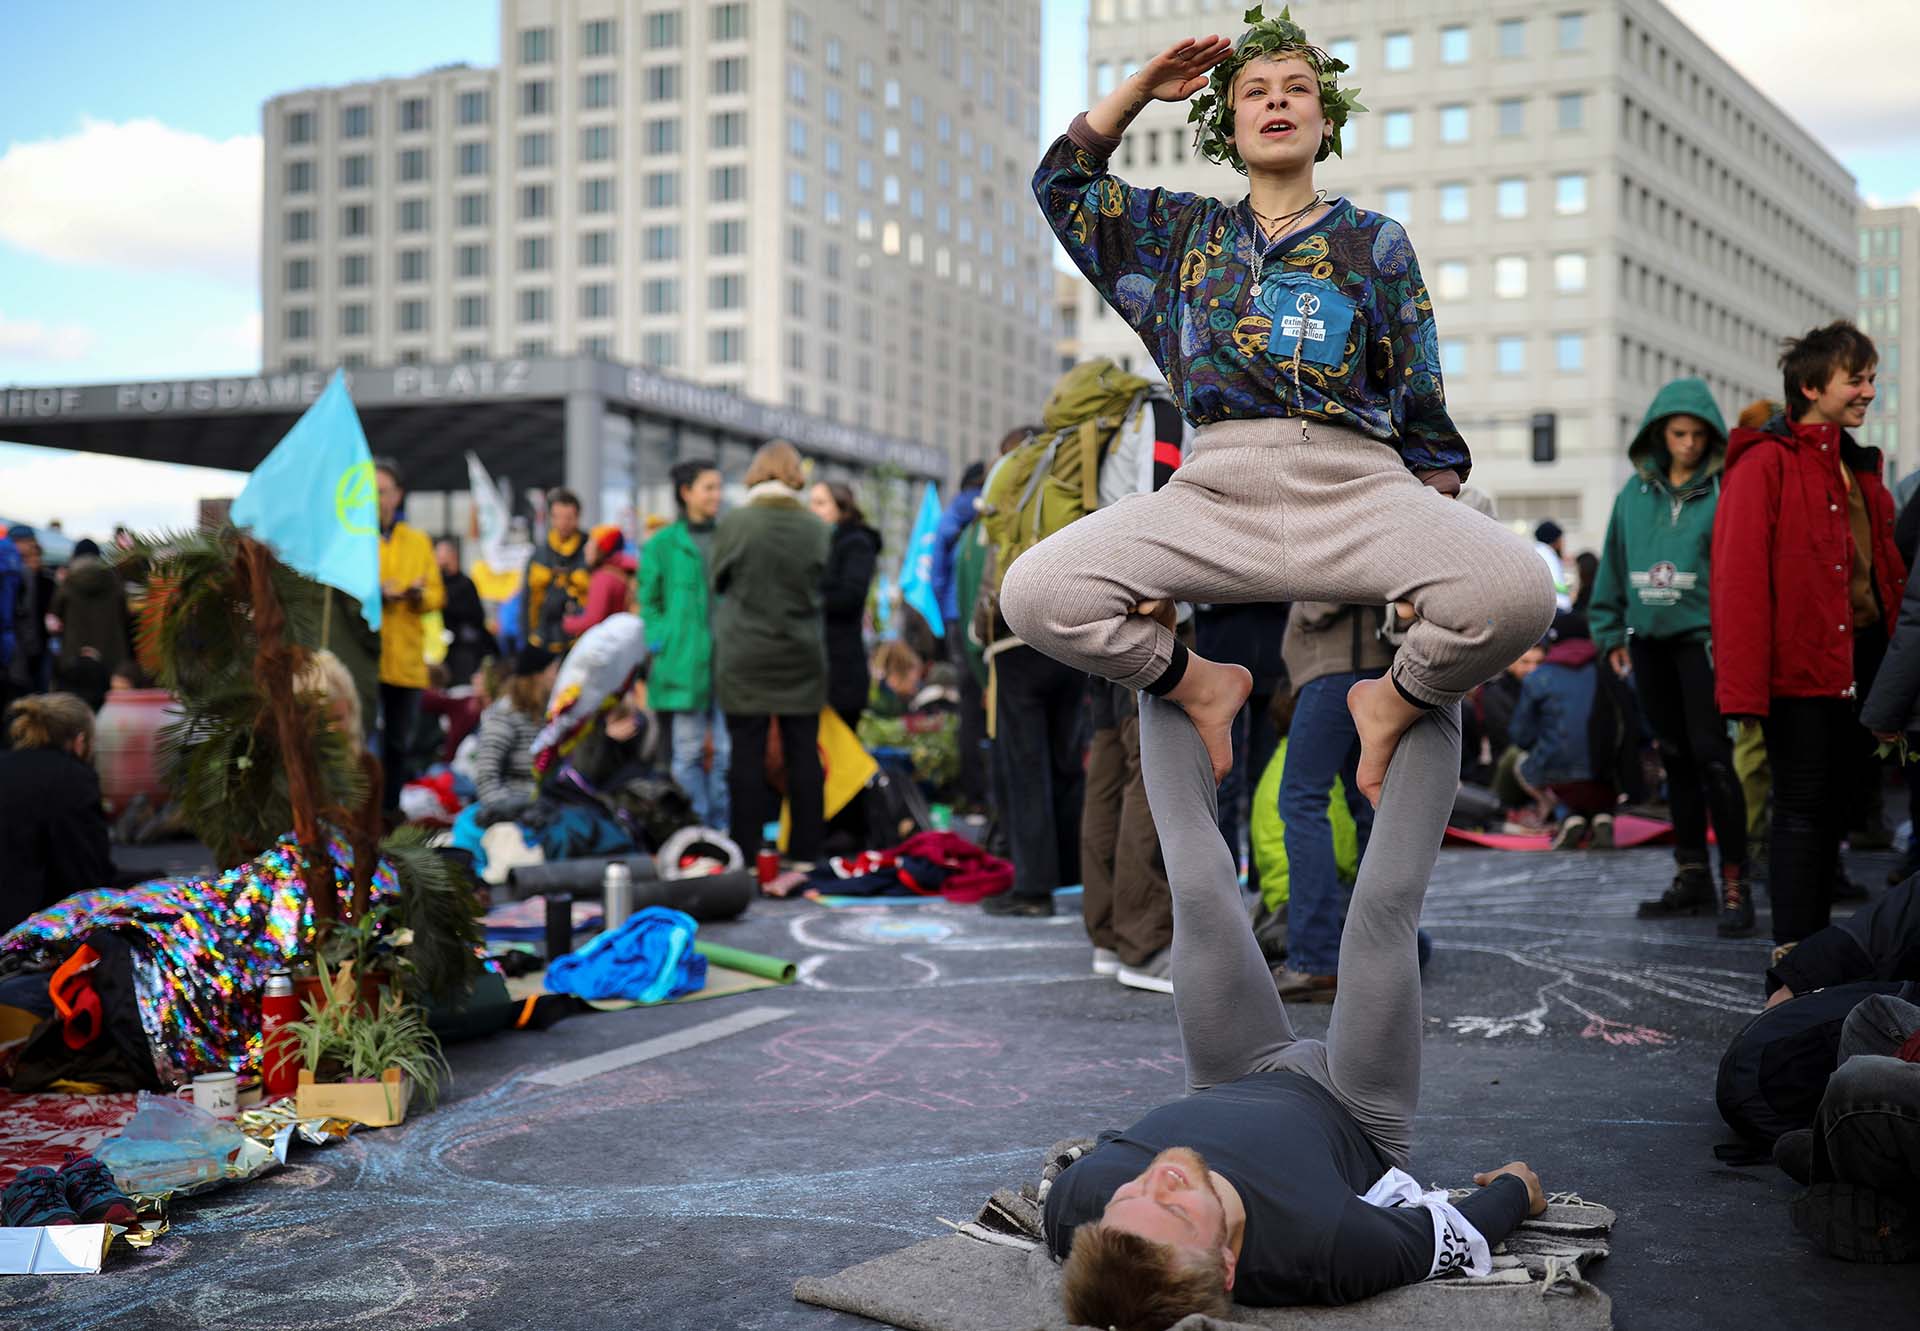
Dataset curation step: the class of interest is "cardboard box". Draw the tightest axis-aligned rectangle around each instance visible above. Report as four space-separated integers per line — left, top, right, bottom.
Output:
294 1068 411 1127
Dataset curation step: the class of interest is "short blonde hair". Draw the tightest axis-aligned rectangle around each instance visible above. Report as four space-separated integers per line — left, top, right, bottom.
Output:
745 439 806 489
6 693 95 754
294 649 363 752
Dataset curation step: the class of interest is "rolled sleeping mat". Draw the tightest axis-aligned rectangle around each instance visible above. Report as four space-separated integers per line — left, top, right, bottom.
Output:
506 853 661 900
692 940 796 983
631 869 756 922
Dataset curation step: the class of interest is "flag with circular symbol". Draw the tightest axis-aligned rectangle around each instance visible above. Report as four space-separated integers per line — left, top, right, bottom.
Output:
230 370 383 629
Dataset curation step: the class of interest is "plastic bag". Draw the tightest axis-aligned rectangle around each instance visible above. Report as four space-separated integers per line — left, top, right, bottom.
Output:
94 1090 245 1194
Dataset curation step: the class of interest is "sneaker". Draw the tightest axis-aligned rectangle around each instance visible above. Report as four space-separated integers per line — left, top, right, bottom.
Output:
1250 901 1289 964
1717 867 1756 938
1116 950 1173 995
1790 1183 1917 1263
1588 813 1615 849
59 1152 136 1225
1091 947 1122 977
1 1166 79 1227
1272 968 1338 1003
1638 862 1714 918
1772 1129 1815 1187
981 893 1053 918
1550 816 1590 851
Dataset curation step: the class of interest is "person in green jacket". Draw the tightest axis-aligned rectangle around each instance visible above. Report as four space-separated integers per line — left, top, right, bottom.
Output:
1589 378 1749 931
639 459 729 832
710 440 831 863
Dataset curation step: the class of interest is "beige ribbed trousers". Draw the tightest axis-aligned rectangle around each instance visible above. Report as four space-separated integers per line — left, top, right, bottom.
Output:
1000 419 1555 706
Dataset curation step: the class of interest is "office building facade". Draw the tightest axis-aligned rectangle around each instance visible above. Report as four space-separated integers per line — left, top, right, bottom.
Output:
262 0 1051 477
1073 0 1856 543
1858 205 1917 478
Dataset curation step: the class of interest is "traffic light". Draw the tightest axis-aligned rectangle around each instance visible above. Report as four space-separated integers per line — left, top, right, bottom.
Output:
1531 412 1557 464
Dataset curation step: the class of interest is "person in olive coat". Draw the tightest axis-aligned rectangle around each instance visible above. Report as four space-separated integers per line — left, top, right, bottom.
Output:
711 440 831 863
808 480 883 729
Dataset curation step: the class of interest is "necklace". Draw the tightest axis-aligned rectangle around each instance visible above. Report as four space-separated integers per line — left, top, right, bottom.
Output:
1246 191 1327 300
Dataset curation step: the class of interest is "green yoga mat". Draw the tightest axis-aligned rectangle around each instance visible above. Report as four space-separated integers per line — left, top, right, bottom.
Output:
692 941 797 984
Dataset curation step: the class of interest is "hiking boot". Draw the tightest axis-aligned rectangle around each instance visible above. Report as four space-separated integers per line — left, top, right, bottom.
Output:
1791 1183 1918 1263
59 1153 136 1224
981 893 1052 918
1250 901 1289 964
1 1166 79 1227
1638 861 1714 918
1772 1129 1815 1186
1272 968 1338 1003
1717 867 1756 938
1550 816 1590 851
1116 949 1174 995
1588 813 1615 849
1091 947 1122 977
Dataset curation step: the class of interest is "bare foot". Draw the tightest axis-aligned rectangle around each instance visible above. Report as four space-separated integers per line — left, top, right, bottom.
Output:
1166 656 1252 782
1347 675 1423 806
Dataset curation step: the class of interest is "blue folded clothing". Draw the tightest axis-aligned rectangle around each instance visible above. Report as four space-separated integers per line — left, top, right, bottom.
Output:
543 906 707 1003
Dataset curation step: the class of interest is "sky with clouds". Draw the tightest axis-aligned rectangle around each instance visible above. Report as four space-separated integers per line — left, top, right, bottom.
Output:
2 0 1917 537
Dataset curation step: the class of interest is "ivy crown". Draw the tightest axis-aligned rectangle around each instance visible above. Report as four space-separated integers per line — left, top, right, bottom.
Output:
1187 5 1368 172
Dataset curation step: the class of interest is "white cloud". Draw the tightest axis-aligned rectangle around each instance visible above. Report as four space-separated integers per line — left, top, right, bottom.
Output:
1665 1 1920 157
0 119 261 286
0 310 94 362
0 444 243 538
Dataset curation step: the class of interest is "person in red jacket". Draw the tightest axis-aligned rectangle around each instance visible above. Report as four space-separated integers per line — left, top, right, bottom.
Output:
1712 322 1904 948
563 524 636 640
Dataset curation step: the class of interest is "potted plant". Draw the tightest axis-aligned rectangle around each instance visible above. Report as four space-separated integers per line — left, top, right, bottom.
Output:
278 962 449 1127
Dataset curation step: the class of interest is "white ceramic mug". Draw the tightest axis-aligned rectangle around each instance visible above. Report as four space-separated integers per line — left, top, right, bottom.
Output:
175 1071 239 1119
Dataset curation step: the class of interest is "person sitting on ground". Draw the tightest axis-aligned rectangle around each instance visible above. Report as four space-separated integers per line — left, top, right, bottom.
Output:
1467 643 1544 791
1045 694 1543 1320
869 639 961 717
292 648 365 757
0 693 113 934
1005 16 1552 819
472 647 558 817
1507 614 1617 850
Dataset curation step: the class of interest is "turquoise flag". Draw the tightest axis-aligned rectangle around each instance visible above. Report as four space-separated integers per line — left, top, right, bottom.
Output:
229 370 382 630
898 482 945 640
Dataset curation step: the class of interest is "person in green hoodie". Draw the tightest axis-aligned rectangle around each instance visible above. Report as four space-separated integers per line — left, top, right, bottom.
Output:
639 460 730 832
1590 378 1749 932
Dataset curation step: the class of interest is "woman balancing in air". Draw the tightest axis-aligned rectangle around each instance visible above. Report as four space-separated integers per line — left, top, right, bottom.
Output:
1004 13 1553 805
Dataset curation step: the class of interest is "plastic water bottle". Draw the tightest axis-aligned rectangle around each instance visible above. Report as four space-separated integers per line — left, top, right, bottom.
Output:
602 862 634 932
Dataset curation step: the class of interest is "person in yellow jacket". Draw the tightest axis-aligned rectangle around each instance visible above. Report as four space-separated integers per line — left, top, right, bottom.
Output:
376 459 444 793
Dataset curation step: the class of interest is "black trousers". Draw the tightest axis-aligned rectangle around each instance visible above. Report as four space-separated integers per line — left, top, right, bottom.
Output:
1629 637 1746 871
993 645 1087 900
947 619 989 808
727 712 825 863
378 684 421 799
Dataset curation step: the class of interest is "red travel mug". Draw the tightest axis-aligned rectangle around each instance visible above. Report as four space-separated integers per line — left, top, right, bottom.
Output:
756 849 781 887
260 970 302 1100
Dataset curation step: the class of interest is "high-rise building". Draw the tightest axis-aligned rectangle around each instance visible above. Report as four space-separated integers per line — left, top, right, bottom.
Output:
1858 205 1917 478
262 0 1051 474
1070 0 1857 544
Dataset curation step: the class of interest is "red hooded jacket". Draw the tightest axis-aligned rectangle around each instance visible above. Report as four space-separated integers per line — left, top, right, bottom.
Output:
1711 415 1907 717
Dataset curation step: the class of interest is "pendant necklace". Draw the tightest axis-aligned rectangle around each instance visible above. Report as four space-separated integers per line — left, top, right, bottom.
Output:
1246 191 1326 300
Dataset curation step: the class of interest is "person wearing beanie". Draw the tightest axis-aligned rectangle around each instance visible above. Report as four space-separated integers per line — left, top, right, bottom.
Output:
49 537 131 711
471 646 559 817
563 523 635 640
1532 520 1573 613
7 524 55 697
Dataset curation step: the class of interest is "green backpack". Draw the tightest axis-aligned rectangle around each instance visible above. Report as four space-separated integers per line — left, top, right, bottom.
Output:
971 358 1150 647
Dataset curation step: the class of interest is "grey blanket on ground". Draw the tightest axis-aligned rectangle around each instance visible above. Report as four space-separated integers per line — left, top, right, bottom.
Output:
793 1144 1615 1331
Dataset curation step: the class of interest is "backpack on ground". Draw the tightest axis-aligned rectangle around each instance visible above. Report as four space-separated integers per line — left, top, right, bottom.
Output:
969 358 1153 649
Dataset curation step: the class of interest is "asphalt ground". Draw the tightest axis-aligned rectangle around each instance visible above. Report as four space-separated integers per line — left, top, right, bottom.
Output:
8 841 1915 1331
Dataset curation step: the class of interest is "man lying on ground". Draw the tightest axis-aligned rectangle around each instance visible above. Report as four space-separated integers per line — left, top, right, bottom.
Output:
1042 695 1544 1324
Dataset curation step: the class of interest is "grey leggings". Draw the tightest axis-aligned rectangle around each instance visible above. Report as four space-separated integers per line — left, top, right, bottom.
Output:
1137 692 1462 1169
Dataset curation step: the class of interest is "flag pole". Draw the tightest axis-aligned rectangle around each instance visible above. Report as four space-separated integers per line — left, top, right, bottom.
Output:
322 585 333 651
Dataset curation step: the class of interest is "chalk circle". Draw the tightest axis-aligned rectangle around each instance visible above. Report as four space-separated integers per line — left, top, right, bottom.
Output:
850 916 956 945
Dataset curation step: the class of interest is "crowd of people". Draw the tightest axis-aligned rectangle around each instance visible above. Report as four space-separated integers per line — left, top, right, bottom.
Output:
1 10 1914 1319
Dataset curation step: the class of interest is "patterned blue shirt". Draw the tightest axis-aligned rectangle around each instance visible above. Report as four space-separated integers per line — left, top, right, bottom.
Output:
1035 118 1470 476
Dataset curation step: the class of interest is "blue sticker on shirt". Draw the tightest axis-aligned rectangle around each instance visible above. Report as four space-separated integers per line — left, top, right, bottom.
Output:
1255 274 1356 369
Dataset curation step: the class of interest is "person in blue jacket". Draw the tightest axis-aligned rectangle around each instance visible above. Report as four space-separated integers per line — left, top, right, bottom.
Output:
1508 613 1615 850
931 459 989 807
